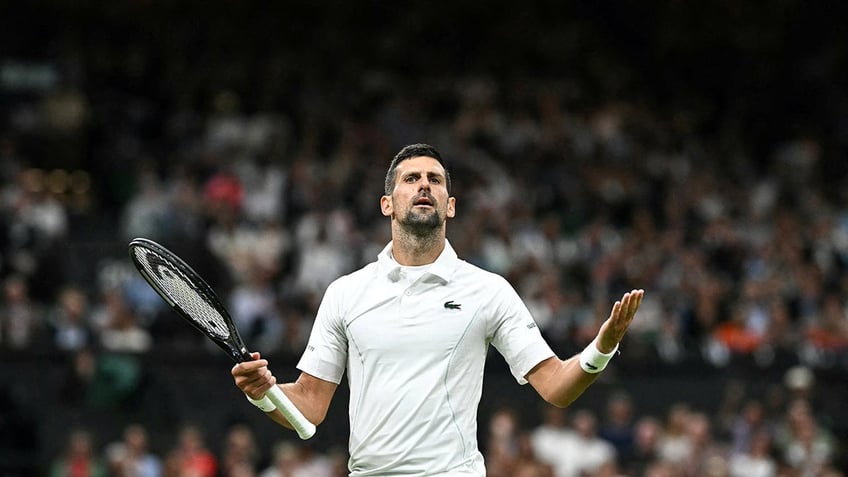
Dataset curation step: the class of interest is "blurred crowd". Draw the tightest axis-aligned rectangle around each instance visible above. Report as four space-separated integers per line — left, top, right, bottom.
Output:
484 373 844 477
42 369 844 477
47 421 348 477
1 1 848 476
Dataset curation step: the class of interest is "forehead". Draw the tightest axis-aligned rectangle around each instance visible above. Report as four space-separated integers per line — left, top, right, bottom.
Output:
395 156 445 176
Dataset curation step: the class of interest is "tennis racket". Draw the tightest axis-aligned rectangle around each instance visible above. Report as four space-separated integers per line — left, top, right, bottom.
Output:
127 237 316 440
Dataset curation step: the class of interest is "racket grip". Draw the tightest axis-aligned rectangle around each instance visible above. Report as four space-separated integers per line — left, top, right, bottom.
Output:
265 385 316 440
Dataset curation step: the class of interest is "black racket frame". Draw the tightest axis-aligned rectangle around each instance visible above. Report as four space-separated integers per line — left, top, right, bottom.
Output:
128 237 253 363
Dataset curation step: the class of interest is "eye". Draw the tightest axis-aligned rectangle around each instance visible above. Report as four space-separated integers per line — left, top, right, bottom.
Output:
404 174 418 183
427 173 443 184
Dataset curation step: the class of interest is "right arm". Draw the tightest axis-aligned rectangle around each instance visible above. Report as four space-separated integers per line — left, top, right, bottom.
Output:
232 353 338 429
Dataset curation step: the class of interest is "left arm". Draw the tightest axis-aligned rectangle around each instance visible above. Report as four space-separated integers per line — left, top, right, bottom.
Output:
526 289 644 408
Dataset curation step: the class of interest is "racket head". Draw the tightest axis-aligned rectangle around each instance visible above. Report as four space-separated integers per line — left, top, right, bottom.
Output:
127 238 252 363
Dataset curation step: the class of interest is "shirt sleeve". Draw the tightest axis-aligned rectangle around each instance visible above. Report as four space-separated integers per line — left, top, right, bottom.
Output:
296 279 348 384
488 276 555 385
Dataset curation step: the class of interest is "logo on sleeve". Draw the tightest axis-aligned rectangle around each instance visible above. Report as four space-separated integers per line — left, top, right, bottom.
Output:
444 301 461 310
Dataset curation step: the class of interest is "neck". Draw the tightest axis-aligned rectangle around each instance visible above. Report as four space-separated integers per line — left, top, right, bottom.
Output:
391 225 446 266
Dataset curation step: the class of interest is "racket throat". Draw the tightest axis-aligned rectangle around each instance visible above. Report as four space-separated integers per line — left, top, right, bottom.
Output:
237 347 252 362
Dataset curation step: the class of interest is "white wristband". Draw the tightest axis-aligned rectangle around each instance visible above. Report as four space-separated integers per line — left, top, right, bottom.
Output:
579 338 619 374
246 393 276 412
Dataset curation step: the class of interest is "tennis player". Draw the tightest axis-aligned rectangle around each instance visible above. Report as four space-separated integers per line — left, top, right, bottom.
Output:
232 143 644 476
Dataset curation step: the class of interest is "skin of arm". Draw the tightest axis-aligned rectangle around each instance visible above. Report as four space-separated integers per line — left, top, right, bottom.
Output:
526 289 644 408
231 354 338 429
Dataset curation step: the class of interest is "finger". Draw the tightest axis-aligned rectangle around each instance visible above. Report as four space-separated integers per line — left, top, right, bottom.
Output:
627 289 644 316
619 291 634 317
609 300 622 321
620 289 640 317
242 374 277 396
633 289 644 312
236 367 277 390
239 367 274 385
231 359 269 376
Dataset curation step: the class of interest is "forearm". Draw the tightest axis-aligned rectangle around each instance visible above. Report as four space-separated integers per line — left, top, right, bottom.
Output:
528 337 620 407
262 381 326 428
257 372 336 431
530 355 602 408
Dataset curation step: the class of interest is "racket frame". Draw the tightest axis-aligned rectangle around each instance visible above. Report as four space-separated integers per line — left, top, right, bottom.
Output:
127 237 316 439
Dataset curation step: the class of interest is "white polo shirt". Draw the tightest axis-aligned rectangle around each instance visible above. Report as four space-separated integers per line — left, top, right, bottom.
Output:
297 240 555 476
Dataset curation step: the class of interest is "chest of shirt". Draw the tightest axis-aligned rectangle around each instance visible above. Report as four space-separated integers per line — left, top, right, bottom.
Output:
344 279 484 358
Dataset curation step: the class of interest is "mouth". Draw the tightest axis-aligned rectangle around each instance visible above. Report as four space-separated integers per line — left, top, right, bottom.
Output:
413 196 434 207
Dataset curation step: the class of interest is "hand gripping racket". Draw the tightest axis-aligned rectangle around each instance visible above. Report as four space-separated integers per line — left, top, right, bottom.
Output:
127 237 316 439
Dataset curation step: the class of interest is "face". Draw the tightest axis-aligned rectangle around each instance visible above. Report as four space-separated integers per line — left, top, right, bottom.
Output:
381 156 455 235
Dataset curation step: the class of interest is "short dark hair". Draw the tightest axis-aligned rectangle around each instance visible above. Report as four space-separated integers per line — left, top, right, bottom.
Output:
384 143 451 195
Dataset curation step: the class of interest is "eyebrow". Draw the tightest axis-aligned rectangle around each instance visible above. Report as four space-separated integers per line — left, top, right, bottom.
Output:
401 170 445 180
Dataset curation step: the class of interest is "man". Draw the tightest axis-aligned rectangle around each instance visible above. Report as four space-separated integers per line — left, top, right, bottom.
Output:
232 144 644 476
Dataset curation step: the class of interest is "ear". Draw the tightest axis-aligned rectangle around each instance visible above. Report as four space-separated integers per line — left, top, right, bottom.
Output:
380 195 393 217
446 196 456 218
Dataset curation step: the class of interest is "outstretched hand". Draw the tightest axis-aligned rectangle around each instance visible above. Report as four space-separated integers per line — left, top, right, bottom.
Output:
596 289 644 353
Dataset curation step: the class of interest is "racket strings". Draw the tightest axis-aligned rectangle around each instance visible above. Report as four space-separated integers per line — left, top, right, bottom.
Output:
132 247 230 339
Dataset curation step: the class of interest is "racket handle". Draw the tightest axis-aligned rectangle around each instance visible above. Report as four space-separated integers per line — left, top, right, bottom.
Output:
265 384 316 440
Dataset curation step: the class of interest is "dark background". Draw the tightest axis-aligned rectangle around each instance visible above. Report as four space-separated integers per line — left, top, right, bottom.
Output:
1 1 847 475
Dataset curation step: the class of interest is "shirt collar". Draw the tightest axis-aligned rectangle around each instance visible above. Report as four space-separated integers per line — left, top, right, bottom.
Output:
377 239 459 284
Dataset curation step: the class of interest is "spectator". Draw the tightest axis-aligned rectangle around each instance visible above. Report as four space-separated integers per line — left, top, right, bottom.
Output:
49 428 107 477
228 266 284 353
2 167 70 296
96 289 153 354
290 208 356 298
728 399 770 456
656 404 693 467
47 285 95 353
258 441 336 477
104 423 163 477
256 442 298 477
680 412 728 477
258 441 302 477
803 293 848 364
0 274 42 349
530 405 575 477
57 348 145 410
120 168 170 243
58 348 98 408
165 424 217 477
532 407 616 477
485 407 522 477
626 416 664 477
219 424 260 477
569 409 617 477
598 391 636 465
512 432 554 477
293 445 336 477
728 429 777 477
776 399 837 476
